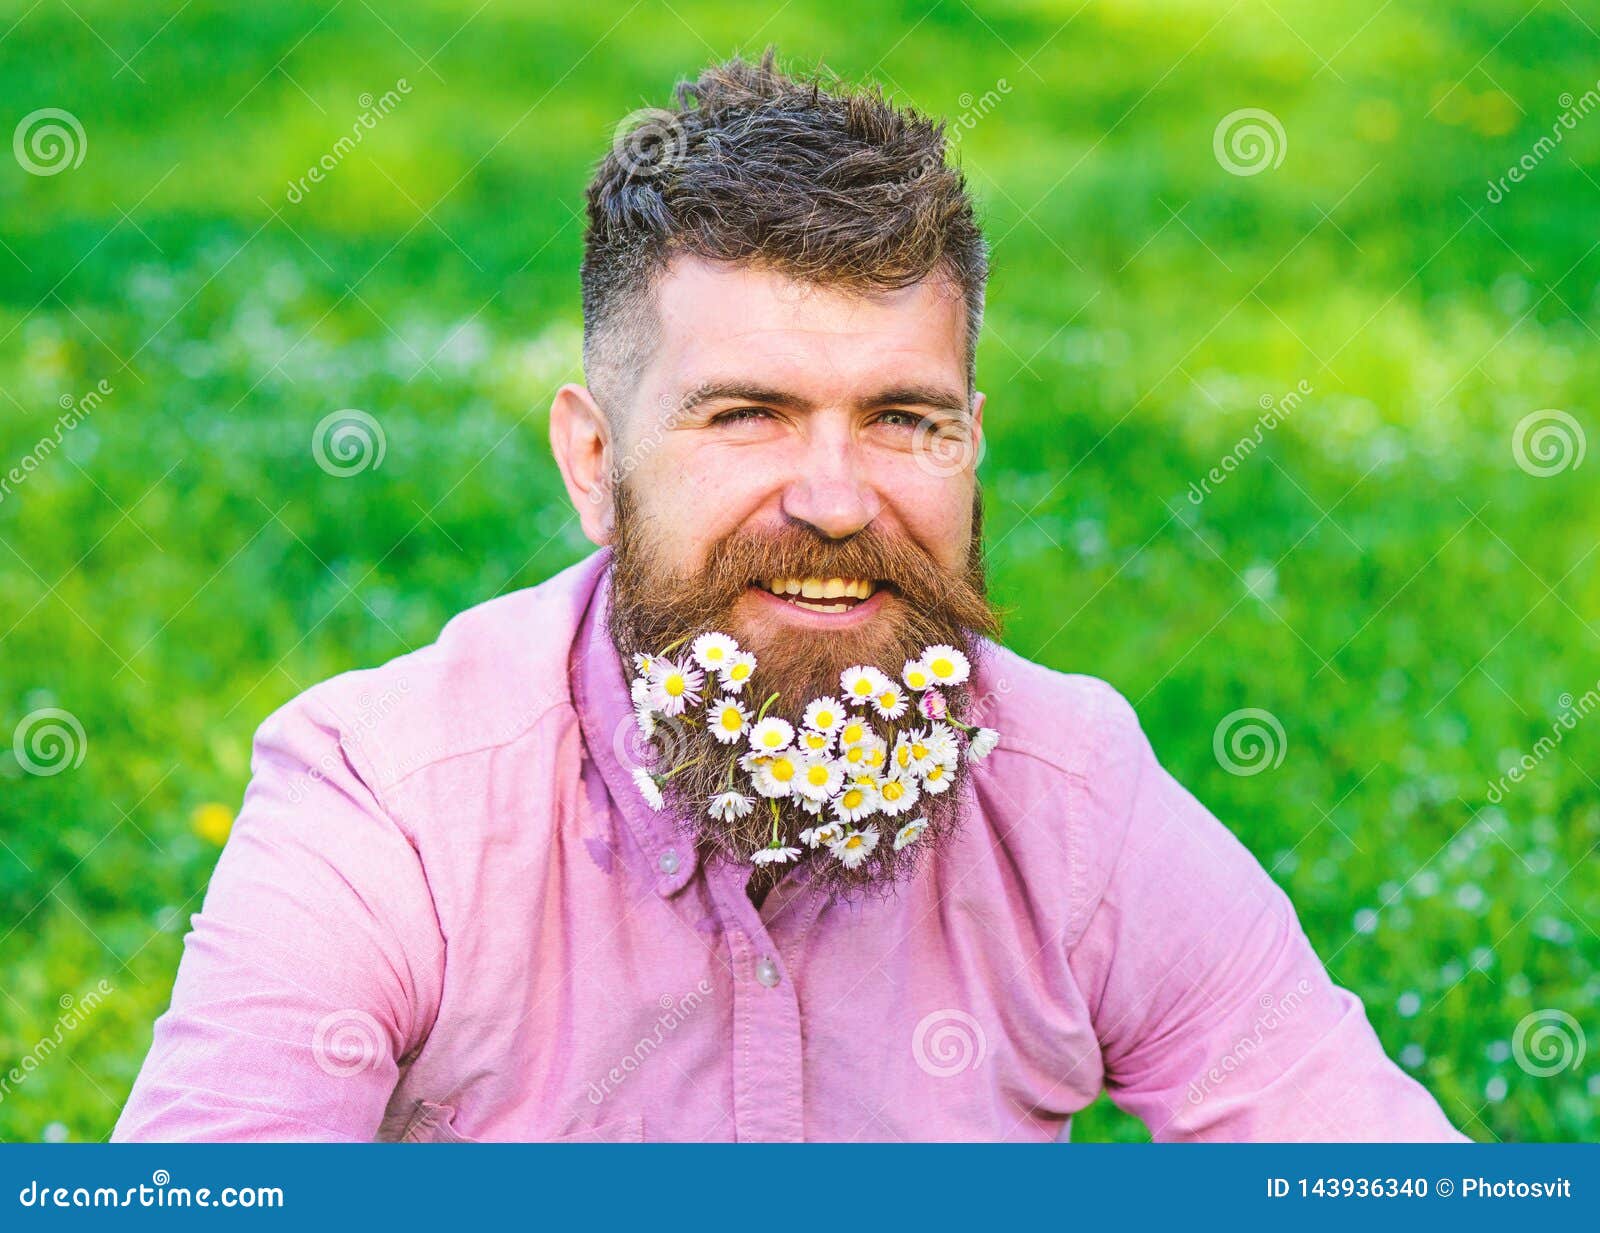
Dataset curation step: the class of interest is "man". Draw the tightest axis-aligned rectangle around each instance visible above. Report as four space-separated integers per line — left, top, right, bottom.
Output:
116 50 1464 1143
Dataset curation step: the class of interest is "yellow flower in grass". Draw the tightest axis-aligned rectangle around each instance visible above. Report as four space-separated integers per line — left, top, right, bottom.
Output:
192 802 234 845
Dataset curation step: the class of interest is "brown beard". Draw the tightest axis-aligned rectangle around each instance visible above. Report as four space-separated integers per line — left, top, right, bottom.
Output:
605 480 998 898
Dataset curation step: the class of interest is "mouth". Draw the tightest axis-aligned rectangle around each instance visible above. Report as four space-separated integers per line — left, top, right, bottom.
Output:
745 576 890 625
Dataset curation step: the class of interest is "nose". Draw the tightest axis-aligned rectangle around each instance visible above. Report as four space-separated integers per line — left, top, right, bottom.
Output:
779 420 881 539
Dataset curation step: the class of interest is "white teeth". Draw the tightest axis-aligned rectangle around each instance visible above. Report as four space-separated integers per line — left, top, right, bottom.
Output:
762 577 877 604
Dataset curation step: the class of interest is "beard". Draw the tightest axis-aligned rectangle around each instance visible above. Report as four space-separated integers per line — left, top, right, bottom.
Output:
605 480 998 898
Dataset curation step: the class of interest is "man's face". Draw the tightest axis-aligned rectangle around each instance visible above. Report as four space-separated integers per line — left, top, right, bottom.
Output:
602 256 987 685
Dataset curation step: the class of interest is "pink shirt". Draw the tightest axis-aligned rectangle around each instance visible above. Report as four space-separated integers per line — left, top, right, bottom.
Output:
114 551 1465 1142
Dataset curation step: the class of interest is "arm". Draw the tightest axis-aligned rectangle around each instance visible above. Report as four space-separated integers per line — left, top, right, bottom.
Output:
1068 690 1466 1142
113 691 445 1141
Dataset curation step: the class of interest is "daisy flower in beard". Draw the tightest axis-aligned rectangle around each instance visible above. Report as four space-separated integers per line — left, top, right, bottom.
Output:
918 688 948 721
796 793 826 817
794 754 844 803
707 790 756 823
832 778 879 824
840 666 890 706
876 773 921 817
803 696 847 735
718 650 757 693
919 759 954 795
748 717 794 754
923 722 959 765
839 733 886 774
649 657 704 716
705 696 751 745
922 645 971 688
893 816 929 850
829 825 880 869
632 652 655 677
966 728 1000 760
690 632 738 673
901 657 934 692
836 716 871 749
891 728 935 777
752 751 800 798
630 677 656 738
870 681 909 720
796 727 833 755
751 843 800 866
799 821 845 848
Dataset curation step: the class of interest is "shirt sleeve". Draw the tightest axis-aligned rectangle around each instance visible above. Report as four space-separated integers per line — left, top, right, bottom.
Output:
113 690 446 1142
1067 685 1467 1142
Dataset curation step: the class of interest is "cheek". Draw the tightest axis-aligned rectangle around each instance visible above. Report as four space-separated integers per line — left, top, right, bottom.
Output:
875 467 976 568
636 445 783 563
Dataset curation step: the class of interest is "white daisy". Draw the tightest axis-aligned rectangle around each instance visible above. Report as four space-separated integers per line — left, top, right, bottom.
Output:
796 793 825 816
922 644 970 687
923 722 960 765
901 657 933 692
706 696 751 745
748 717 795 754
719 650 757 694
920 760 954 794
829 826 880 869
893 817 929 850
836 716 872 749
876 774 921 817
739 750 774 774
839 733 887 773
891 728 934 777
803 696 847 734
630 678 656 738
631 768 664 811
632 653 655 677
831 779 879 824
799 821 845 849
751 844 801 866
796 727 834 755
870 683 909 720
691 632 739 673
840 665 890 706
752 752 800 798
708 790 756 822
793 754 844 803
967 728 1000 761
649 657 704 716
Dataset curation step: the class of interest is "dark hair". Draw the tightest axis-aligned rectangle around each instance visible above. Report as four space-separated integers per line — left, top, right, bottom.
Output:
580 47 989 416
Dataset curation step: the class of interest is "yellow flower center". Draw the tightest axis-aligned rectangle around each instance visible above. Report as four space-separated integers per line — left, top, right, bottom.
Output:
841 788 864 810
930 657 953 678
896 745 911 768
907 669 928 688
878 690 898 708
882 781 904 802
664 673 685 697
730 662 751 680
912 743 928 760
816 709 835 728
851 679 872 696
806 765 829 786
844 835 863 850
927 765 945 781
720 709 742 731
845 746 865 764
761 730 783 748
841 721 865 745
706 647 725 663
771 758 795 782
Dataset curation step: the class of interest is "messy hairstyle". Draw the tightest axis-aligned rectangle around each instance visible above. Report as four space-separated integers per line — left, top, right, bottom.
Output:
580 46 990 418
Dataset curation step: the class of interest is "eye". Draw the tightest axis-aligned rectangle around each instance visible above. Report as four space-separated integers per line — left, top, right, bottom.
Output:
710 406 776 426
874 409 927 430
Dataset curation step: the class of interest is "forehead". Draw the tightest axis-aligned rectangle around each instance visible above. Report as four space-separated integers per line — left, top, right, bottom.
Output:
644 255 967 399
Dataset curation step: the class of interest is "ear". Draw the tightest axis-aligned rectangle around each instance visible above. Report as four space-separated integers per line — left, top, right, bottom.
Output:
549 383 615 545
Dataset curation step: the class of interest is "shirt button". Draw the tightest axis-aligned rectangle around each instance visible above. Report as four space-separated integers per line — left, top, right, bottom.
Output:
754 955 780 988
658 848 680 875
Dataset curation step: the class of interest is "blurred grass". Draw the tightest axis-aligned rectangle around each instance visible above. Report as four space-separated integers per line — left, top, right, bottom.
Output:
1 0 1597 1143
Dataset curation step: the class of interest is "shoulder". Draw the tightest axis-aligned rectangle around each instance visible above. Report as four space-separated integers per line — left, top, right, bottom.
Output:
251 551 609 801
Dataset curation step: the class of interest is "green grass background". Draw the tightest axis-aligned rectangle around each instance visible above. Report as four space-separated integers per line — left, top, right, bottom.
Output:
1 0 1596 1142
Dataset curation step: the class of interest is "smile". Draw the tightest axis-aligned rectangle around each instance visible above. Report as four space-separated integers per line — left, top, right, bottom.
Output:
761 576 878 614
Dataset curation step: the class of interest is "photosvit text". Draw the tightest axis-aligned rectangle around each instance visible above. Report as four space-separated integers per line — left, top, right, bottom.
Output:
1264 1176 1573 1199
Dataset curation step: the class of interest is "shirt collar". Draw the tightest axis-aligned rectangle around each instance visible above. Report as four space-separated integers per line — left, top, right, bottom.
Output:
570 552 702 897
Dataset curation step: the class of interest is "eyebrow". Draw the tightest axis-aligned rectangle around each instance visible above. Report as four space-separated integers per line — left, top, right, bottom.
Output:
673 380 970 420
